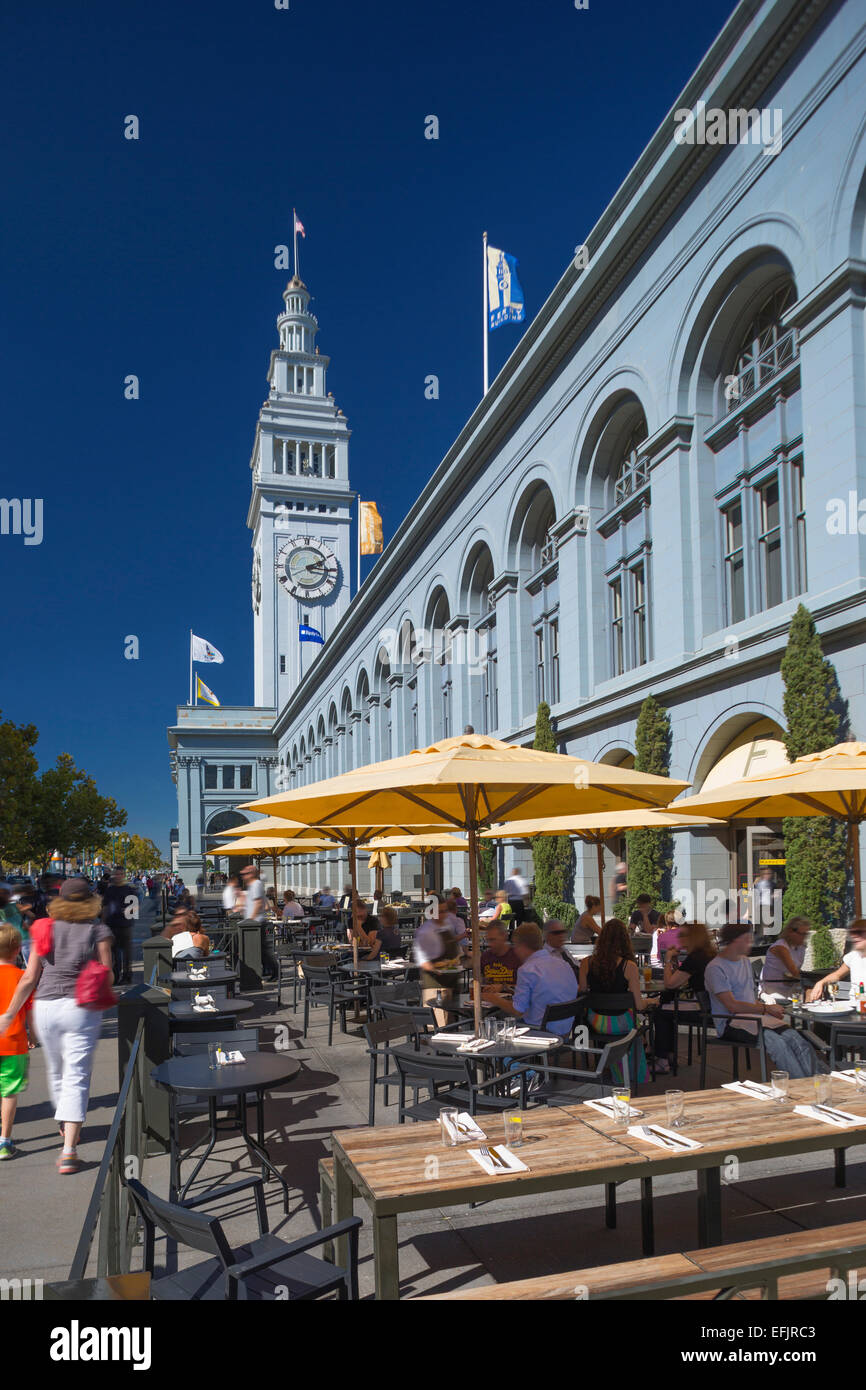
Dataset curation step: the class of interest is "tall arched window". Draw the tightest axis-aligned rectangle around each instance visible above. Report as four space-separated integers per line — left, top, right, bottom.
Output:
709 278 804 624
598 418 651 676
512 485 559 718
464 545 498 733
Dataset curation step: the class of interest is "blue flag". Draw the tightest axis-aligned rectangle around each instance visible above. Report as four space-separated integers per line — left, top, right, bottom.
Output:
487 245 525 330
299 623 324 645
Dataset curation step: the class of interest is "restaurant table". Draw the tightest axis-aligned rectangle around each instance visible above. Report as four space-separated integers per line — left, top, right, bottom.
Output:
168 997 254 1024
338 959 408 976
165 965 239 994
331 1076 866 1299
151 1052 300 1208
430 1029 567 1077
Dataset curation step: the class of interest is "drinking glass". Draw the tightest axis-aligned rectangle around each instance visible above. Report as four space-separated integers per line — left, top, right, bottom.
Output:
665 1089 685 1129
854 1065 866 1095
611 1086 631 1126
813 1074 833 1105
503 1109 524 1148
207 1042 222 1070
828 982 838 1003
770 1069 789 1104
439 1106 459 1147
790 990 802 1011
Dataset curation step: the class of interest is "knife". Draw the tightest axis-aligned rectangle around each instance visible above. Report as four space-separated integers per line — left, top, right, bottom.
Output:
487 1145 510 1169
646 1125 689 1150
813 1103 852 1123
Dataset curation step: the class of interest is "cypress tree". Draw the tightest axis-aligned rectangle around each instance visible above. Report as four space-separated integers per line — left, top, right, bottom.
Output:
625 694 675 916
780 604 846 965
531 702 576 925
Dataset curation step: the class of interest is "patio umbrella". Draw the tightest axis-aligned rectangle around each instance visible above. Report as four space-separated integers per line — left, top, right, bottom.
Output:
367 849 391 897
212 834 336 907
361 832 470 900
240 733 689 1034
482 810 724 924
673 741 866 915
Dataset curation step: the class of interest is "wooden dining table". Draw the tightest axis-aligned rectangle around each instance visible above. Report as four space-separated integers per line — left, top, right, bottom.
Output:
330 1075 866 1299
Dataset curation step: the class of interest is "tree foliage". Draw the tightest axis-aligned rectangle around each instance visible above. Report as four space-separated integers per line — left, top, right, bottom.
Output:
530 702 574 924
5 748 127 875
0 713 39 867
625 695 676 916
781 604 846 953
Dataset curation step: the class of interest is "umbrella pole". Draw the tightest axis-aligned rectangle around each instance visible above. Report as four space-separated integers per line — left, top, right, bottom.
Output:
596 838 606 925
349 841 361 1019
467 820 482 1038
851 822 862 919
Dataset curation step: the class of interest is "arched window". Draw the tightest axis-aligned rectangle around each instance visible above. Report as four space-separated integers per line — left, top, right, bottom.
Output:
513 486 559 718
464 546 498 733
597 415 651 677
710 279 804 624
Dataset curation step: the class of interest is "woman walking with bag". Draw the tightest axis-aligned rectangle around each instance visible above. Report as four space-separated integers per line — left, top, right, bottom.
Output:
0 877 115 1174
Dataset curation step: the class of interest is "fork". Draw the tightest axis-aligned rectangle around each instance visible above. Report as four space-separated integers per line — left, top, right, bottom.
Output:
480 1146 505 1168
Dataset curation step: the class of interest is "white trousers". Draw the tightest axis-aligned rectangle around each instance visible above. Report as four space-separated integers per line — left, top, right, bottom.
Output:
33 997 103 1125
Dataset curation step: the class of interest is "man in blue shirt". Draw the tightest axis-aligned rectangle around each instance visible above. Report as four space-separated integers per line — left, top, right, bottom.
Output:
317 887 336 910
484 921 578 1035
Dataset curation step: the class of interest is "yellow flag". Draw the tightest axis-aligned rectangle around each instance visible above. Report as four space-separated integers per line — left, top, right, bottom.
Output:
359 500 383 555
196 675 220 707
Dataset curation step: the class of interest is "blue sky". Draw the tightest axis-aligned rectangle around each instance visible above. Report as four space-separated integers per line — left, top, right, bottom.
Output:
0 0 736 853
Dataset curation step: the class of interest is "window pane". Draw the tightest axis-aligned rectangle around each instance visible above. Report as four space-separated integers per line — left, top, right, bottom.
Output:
729 556 745 622
726 503 743 552
610 578 624 676
204 766 217 789
763 534 783 608
240 765 253 790
222 766 235 789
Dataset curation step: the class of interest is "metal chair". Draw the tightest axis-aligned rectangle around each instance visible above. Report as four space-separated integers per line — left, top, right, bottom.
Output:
828 1023 866 1071
128 1176 361 1300
391 1045 526 1120
369 981 422 1018
695 990 767 1086
378 999 440 1036
363 1017 429 1125
301 957 366 1044
521 1031 637 1107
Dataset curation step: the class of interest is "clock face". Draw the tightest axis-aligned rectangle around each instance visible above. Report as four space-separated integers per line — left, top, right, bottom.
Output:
275 536 338 600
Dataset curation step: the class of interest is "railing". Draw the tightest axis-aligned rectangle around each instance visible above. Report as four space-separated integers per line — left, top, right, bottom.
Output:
726 326 798 409
68 1018 147 1280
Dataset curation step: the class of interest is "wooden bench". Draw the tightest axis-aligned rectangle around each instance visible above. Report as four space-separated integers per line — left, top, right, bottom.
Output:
415 1218 866 1300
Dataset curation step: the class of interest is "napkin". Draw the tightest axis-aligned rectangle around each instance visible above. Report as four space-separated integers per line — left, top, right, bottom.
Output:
457 1038 496 1053
831 1070 866 1086
193 1004 217 1013
193 994 214 1006
430 1032 476 1045
216 1049 245 1065
441 1111 486 1142
584 1097 642 1119
511 1034 558 1049
627 1123 702 1151
793 1103 864 1128
722 1081 777 1100
468 1145 529 1175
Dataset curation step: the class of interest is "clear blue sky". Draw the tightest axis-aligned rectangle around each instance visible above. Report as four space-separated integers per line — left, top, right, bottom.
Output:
0 0 736 854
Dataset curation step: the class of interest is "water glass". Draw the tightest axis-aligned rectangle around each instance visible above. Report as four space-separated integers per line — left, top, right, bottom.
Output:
770 1069 789 1103
665 1089 685 1129
611 1086 631 1125
503 1109 524 1148
854 1065 866 1094
439 1106 459 1147
207 1042 222 1070
813 1074 833 1105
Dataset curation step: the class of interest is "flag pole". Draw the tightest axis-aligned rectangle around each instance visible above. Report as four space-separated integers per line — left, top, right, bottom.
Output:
482 231 489 396
189 630 193 706
357 496 361 593
293 207 299 280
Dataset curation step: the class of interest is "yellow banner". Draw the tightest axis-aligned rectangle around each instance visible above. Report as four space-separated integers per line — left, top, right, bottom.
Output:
360 500 383 555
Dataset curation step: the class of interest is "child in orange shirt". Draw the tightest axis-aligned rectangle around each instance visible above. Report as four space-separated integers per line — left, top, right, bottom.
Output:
0 924 32 1159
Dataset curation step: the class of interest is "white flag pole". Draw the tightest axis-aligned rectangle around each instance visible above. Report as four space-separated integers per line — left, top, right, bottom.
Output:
293 207 299 280
357 497 361 593
482 231 489 396
189 630 193 706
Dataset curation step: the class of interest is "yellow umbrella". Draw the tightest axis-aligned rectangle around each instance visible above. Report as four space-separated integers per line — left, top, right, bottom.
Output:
216 816 306 838
241 733 690 1034
212 834 337 907
673 741 866 914
483 810 724 923
362 832 470 899
367 849 391 897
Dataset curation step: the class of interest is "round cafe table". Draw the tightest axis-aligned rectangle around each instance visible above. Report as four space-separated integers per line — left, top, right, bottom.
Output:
166 965 239 994
151 1052 300 1208
430 1029 565 1078
168 997 254 1024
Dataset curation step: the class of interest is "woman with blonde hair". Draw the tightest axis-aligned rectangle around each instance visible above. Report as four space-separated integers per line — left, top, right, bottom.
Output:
0 877 114 1174
653 921 717 1073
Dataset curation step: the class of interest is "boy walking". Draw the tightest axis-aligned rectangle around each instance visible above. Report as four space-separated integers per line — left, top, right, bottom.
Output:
0 924 31 1159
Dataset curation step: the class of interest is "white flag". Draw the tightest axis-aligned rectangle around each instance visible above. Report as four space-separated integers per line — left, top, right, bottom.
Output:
191 633 224 664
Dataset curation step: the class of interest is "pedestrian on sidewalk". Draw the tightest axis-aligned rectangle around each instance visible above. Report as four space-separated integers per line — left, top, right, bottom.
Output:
0 925 33 1160
101 868 135 984
0 878 114 1174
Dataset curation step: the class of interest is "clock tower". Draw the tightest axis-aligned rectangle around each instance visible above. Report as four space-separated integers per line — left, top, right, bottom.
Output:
248 275 353 707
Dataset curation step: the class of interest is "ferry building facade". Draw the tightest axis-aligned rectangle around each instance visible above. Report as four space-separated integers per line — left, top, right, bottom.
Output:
169 0 866 905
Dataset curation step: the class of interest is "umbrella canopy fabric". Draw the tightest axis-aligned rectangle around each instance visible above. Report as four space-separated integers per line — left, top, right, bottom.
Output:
214 836 336 855
213 816 308 839
361 833 471 854
673 741 866 914
240 734 690 1033
482 809 723 921
367 850 391 870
